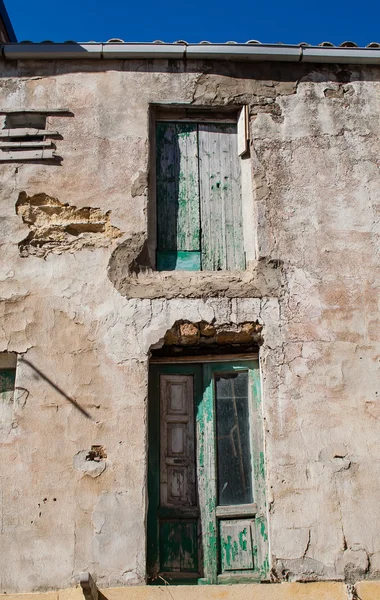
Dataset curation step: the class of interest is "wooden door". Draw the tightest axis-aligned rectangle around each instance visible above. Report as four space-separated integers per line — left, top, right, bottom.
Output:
148 365 203 583
198 361 268 583
148 361 268 584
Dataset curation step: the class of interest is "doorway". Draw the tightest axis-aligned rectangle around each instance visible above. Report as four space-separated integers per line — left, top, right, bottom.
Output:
147 359 268 584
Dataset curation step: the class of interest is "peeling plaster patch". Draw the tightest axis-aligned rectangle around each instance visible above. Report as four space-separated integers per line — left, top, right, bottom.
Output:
319 444 352 472
324 84 355 98
191 70 299 107
108 233 152 279
73 450 106 478
130 171 148 197
273 527 311 561
16 192 122 257
336 546 370 583
273 557 336 582
91 491 144 583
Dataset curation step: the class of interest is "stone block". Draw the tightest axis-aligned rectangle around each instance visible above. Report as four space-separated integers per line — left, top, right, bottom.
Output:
101 583 348 600
355 581 380 600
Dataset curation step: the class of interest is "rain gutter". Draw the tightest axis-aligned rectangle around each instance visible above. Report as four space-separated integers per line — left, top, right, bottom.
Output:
2 42 380 64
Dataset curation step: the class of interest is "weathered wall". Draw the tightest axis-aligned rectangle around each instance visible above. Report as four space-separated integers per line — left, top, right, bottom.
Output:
0 58 380 592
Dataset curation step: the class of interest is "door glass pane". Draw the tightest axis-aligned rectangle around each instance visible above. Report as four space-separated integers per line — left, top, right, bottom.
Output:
215 371 253 506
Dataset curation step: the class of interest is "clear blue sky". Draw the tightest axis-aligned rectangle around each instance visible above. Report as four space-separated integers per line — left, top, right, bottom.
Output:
5 0 379 46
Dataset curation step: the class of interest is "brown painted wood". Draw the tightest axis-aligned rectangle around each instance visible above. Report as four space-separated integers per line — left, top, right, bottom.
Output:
150 353 259 364
160 374 196 507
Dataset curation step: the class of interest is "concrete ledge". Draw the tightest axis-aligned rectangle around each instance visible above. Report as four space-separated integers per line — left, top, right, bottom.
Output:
103 582 348 600
0 582 348 600
355 581 380 600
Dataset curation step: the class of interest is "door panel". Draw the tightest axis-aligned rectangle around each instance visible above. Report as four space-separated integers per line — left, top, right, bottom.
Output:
160 374 195 507
148 365 203 583
160 520 199 572
219 519 255 571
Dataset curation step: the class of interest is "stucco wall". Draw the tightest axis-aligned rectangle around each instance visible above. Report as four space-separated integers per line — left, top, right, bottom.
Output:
0 58 380 591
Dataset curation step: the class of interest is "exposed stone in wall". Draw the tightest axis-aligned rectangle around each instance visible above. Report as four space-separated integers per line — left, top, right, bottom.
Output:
16 192 122 257
324 84 355 98
131 171 148 198
158 319 263 349
191 64 300 108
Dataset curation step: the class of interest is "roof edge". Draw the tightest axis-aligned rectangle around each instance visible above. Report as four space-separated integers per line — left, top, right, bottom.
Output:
2 42 380 64
0 1 16 43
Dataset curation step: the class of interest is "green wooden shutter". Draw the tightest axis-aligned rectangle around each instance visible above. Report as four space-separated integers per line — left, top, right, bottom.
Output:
198 124 245 271
156 122 245 272
156 123 201 271
0 368 16 426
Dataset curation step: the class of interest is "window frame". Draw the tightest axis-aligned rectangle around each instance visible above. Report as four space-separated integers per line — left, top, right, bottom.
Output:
147 357 268 585
148 105 255 273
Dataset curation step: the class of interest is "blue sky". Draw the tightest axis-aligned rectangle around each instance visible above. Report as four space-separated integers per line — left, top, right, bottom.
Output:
6 0 378 46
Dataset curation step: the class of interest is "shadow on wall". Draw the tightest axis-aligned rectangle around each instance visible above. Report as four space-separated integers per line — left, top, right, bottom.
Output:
20 357 92 419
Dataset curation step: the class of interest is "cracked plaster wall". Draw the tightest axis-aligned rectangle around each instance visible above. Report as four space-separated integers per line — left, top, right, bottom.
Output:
0 58 380 591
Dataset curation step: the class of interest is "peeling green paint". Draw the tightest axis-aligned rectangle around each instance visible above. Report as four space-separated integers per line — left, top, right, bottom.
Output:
239 528 248 551
259 452 265 479
256 516 268 542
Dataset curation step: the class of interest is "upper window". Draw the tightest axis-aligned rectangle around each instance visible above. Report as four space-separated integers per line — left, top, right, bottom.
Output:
155 110 248 272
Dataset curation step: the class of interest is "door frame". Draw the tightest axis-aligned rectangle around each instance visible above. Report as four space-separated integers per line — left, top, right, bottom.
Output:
147 359 268 585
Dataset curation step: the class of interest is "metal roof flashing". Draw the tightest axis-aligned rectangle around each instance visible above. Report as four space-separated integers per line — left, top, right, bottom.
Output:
2 42 380 64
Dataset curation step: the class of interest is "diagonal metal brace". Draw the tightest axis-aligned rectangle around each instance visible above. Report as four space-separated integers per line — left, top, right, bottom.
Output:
79 572 99 600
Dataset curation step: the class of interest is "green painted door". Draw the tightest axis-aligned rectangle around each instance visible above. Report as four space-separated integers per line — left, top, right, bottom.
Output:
156 122 245 272
147 361 268 585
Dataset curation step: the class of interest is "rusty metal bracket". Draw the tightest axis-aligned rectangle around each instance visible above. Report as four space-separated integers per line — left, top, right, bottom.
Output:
79 572 99 600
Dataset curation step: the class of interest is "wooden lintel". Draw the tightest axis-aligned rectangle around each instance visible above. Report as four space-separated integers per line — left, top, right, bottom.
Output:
0 149 56 161
150 353 259 364
0 129 59 138
0 140 53 148
0 109 72 115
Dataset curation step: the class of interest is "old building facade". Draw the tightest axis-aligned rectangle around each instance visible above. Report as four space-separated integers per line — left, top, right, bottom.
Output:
1 40 380 600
